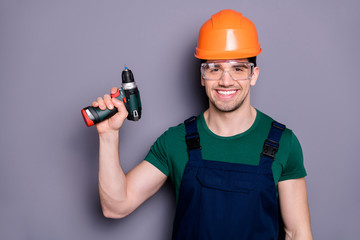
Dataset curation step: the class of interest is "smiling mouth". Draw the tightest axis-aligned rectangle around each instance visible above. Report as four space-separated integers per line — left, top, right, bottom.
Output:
216 90 238 96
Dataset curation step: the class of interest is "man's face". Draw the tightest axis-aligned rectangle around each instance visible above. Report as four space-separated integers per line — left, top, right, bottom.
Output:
201 59 259 112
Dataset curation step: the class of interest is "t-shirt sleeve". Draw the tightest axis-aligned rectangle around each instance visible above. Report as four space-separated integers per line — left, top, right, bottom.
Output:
279 131 307 181
145 131 170 176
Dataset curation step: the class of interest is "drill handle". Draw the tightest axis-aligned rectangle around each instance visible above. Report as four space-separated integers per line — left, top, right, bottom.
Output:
81 88 125 127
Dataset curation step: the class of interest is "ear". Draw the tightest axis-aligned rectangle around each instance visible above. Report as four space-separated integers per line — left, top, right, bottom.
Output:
201 76 205 86
250 67 259 86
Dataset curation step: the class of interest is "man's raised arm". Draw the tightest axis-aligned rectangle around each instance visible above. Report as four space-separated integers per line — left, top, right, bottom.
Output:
94 87 167 218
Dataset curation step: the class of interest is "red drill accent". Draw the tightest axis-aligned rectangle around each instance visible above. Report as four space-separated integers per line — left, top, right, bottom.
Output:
111 89 120 98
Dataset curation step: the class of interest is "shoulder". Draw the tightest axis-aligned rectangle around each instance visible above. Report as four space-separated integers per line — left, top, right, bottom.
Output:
145 118 189 175
154 116 200 150
256 110 306 180
255 109 302 161
162 120 186 141
256 109 296 142
163 115 203 137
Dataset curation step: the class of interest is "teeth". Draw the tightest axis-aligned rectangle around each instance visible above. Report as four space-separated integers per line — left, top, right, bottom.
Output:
217 90 236 95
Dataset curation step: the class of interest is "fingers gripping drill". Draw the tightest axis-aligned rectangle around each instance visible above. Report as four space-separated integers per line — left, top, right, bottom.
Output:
81 66 142 127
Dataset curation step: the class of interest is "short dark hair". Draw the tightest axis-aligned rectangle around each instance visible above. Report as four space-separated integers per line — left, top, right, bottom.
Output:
247 56 257 67
200 56 257 67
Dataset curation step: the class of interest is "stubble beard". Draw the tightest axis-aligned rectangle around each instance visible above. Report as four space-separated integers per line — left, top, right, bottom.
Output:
209 90 249 113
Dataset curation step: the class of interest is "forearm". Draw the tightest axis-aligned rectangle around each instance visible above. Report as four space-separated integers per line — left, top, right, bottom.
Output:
279 178 313 240
98 131 128 218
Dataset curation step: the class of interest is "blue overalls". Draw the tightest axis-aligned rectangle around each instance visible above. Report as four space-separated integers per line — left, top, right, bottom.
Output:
172 116 285 240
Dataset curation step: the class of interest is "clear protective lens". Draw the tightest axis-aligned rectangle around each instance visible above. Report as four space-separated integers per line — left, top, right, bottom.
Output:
201 61 254 81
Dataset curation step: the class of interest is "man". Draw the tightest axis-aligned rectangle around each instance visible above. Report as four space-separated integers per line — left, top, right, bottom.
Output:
92 9 313 239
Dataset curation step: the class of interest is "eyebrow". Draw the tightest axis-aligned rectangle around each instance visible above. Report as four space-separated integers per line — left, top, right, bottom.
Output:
206 62 250 69
232 64 249 69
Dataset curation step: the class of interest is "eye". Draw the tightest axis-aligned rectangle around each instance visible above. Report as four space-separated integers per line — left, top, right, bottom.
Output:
210 68 220 73
233 64 248 72
234 67 244 72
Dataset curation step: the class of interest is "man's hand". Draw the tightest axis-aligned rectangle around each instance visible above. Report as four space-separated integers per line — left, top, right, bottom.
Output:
91 87 128 135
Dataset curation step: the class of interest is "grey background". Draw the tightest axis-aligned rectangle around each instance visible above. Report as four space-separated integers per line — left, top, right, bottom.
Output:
1 0 359 239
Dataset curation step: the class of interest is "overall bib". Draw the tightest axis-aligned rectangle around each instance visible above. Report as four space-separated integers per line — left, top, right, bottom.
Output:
172 117 285 240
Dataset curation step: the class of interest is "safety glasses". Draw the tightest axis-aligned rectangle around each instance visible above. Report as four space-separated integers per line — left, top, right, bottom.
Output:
201 61 254 81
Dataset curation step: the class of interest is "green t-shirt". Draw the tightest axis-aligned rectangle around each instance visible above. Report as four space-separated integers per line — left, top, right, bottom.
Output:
145 109 307 202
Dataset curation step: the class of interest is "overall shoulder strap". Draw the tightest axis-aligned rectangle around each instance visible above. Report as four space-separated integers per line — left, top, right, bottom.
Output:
184 116 202 162
260 121 286 167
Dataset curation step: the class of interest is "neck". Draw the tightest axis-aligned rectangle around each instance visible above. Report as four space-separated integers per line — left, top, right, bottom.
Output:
204 104 257 137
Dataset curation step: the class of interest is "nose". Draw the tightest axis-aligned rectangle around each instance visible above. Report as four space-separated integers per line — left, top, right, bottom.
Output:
219 71 235 86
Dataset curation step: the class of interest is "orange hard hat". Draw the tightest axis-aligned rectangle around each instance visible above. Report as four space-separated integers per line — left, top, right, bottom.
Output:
195 9 262 60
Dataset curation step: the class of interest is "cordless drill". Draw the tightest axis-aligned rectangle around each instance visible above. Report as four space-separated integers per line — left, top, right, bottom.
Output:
81 66 142 127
